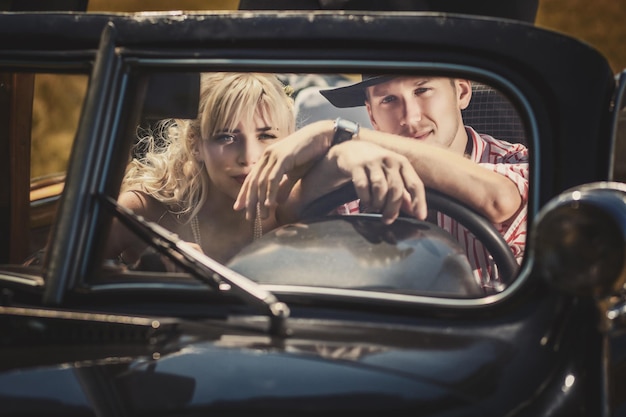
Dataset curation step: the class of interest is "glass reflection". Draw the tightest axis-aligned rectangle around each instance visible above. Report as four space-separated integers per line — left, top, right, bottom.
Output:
104 71 528 298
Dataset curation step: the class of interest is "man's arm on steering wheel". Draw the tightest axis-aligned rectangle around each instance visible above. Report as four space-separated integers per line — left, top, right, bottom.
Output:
356 129 523 224
283 139 427 225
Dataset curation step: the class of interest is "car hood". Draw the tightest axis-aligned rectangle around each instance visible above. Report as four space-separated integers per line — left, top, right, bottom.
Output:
0 314 543 416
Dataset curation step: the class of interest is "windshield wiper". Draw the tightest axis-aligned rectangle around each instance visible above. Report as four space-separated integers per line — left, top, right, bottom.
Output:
99 195 290 337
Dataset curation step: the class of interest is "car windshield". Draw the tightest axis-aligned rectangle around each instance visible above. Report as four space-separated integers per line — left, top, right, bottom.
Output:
93 70 530 301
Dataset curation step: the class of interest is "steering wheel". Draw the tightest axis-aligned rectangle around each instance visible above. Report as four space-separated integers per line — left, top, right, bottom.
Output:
300 183 519 283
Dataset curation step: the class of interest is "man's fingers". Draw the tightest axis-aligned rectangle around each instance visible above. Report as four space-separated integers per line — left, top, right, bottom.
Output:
400 162 427 220
379 164 405 224
365 166 388 212
351 169 372 209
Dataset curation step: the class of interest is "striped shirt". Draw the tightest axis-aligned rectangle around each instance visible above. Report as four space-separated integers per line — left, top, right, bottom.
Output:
336 126 529 294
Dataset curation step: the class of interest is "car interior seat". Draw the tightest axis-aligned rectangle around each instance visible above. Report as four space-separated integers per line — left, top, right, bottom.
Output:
461 82 527 145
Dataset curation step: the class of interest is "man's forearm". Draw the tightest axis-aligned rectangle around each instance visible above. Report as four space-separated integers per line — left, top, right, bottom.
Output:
356 128 523 223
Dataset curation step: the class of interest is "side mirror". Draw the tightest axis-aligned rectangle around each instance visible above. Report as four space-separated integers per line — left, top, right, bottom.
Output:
530 181 626 299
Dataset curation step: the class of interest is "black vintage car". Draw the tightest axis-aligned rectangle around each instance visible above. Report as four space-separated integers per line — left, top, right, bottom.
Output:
0 8 625 417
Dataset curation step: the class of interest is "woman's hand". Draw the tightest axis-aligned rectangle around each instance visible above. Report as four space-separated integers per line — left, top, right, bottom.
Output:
234 120 334 221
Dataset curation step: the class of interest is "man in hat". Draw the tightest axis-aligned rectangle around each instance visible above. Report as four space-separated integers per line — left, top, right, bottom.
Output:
235 75 528 291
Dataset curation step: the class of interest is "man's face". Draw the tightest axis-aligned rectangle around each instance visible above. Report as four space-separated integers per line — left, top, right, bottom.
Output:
365 77 471 151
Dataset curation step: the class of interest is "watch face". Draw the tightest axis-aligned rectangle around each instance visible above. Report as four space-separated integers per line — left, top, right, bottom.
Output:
337 118 359 134
333 118 359 145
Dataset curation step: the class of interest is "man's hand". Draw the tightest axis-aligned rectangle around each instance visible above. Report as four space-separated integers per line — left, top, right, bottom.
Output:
328 140 427 224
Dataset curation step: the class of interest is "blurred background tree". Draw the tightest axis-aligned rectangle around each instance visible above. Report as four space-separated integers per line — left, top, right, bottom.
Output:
536 0 625 73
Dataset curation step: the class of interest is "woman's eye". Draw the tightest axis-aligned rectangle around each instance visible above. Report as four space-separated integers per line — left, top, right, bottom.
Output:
380 95 396 104
259 133 278 141
214 133 237 144
414 87 430 95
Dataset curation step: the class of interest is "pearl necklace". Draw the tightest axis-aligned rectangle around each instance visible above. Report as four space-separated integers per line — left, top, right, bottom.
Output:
190 203 263 247
253 203 263 240
190 215 202 246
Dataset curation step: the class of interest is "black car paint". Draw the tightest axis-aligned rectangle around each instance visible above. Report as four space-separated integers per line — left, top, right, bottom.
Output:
0 293 603 415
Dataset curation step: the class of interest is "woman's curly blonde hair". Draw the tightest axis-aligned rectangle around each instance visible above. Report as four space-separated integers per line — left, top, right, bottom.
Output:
122 72 295 222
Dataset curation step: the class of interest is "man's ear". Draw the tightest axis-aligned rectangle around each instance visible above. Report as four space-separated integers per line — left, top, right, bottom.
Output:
365 101 379 130
456 79 472 110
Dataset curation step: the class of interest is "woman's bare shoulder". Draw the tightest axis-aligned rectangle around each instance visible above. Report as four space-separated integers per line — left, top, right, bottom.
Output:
118 190 167 222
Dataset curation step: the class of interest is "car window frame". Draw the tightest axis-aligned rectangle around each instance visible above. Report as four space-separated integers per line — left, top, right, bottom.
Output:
73 59 538 311
0 11 616 315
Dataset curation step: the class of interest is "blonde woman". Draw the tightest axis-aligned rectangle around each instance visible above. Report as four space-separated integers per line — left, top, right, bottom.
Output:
107 72 296 266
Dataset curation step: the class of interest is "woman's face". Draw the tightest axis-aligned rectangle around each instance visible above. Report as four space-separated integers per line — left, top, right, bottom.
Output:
198 109 282 201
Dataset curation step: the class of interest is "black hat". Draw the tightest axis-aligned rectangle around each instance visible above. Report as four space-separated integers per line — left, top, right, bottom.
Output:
320 75 394 108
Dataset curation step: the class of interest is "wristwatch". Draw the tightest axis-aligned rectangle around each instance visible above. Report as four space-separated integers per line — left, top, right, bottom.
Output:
332 117 360 146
